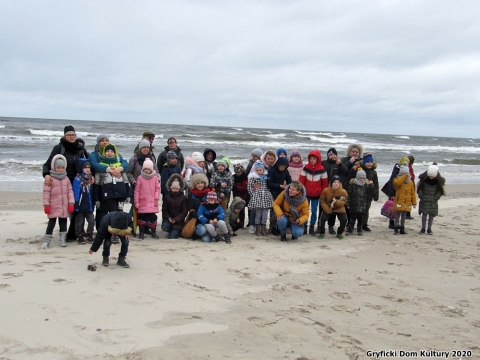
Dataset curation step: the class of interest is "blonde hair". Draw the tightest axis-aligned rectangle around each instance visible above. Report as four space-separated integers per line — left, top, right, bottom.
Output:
290 180 304 194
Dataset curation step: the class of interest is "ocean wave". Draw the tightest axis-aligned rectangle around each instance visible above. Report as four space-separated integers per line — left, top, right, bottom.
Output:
0 125 5 129
394 136 410 139
0 159 45 166
295 134 358 144
361 143 480 154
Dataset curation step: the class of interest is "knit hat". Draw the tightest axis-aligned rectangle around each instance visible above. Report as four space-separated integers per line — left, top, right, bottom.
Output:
217 158 228 168
234 164 245 173
254 160 265 170
143 158 154 171
327 148 337 157
191 173 209 188
363 152 374 165
399 157 410 165
170 179 181 189
54 157 66 168
206 191 218 200
83 160 91 169
96 134 109 144
289 149 302 161
222 157 231 168
64 125 75 135
167 150 177 161
398 164 410 176
427 164 439 177
234 202 245 211
276 148 287 158
138 139 150 150
105 144 115 153
192 151 205 163
356 169 366 180
329 175 341 185
143 131 155 137
252 148 263 158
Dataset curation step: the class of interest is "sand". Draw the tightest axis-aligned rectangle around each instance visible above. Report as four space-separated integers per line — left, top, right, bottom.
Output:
1 184 479 360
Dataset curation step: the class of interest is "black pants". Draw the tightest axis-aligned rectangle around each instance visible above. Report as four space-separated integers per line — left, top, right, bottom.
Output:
46 217 67 235
349 212 365 231
319 212 347 234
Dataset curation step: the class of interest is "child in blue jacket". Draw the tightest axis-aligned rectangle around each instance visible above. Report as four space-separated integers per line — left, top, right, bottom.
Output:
73 159 95 244
197 191 231 243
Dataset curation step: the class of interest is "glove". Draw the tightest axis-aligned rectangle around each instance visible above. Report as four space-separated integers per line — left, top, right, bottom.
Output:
125 197 131 204
44 206 51 215
95 201 101 209
68 204 74 213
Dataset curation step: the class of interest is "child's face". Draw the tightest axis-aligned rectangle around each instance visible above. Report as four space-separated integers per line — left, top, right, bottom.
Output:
328 153 337 161
428 176 435 179
331 180 340 190
197 161 205 168
234 209 240 214
144 168 152 174
251 154 259 161
291 155 301 163
171 187 180 193
140 147 150 155
105 149 115 158
83 167 91 175
265 155 275 167
169 158 178 166
309 156 318 165
217 164 225 172
278 165 287 172
358 177 365 182
207 198 216 204
55 166 65 172
256 167 264 176
278 153 287 158
195 182 205 190
349 148 360 157
364 161 373 169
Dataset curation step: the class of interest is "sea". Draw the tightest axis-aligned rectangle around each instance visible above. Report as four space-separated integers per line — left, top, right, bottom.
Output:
0 116 479 192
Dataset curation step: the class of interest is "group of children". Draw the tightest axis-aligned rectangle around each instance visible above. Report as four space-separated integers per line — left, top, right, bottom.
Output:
43 131 446 268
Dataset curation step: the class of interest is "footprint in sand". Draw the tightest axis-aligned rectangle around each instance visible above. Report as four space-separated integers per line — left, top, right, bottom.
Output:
2 273 23 279
328 292 352 300
0 284 11 289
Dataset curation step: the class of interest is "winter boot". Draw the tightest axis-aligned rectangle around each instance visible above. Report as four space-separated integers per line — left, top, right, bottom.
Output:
394 226 399 235
213 234 222 242
303 224 307 235
291 235 298 240
357 229 363 236
419 228 426 234
400 226 407 235
255 225 261 236
102 256 109 266
260 225 268 236
280 234 287 242
362 224 371 232
427 229 433 235
328 226 336 235
138 225 145 240
117 256 130 268
308 225 315 235
41 234 52 249
224 233 231 244
389 219 395 229
151 227 159 239
345 225 353 236
59 232 67 247
77 234 86 244
270 226 280 236
86 233 94 243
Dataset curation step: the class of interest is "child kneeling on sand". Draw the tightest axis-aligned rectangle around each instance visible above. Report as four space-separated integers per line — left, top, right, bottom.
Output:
89 211 133 268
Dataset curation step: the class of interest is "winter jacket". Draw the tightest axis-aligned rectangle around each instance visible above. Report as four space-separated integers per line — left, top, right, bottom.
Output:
288 152 304 181
346 180 375 214
322 158 349 181
43 138 89 182
134 173 160 214
90 212 132 253
350 162 379 202
127 153 159 184
320 184 348 215
210 169 233 199
417 172 446 216
393 175 417 212
273 186 309 225
267 157 292 201
233 172 249 202
203 148 217 182
197 202 226 224
299 149 328 199
158 145 185 171
340 144 364 189
73 174 94 213
225 197 246 232
187 188 211 212
247 172 273 209
183 156 206 190
162 174 188 230
89 145 129 175
382 163 401 198
43 177 74 219
161 164 181 196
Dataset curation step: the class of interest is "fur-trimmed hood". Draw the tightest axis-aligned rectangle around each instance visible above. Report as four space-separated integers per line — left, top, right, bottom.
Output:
50 154 68 171
166 173 186 192
345 144 364 157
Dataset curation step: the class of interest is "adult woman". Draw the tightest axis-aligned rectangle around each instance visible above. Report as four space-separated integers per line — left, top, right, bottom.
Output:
273 181 309 242
42 125 89 241
127 139 160 185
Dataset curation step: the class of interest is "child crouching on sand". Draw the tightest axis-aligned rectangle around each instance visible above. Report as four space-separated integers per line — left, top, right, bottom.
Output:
197 191 231 244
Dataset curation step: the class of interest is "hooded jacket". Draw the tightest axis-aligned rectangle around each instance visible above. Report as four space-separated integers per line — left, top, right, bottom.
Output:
42 137 89 182
162 174 188 229
288 150 304 181
90 212 132 253
320 183 348 215
340 144 364 188
158 145 185 171
299 149 328 198
94 144 131 201
393 174 417 212
43 154 75 218
417 171 446 216
225 197 246 231
134 167 161 214
267 157 292 201
203 148 217 182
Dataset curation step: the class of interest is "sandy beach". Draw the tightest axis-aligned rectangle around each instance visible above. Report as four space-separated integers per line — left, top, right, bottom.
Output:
1 184 480 360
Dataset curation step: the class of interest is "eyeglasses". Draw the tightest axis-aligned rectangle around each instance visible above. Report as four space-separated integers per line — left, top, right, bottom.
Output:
65 133 76 137
168 141 176 144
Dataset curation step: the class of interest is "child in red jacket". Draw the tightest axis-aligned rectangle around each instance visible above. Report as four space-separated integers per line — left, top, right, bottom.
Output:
299 149 328 235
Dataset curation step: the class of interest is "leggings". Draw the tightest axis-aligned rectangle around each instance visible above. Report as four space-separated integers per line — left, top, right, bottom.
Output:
45 217 67 235
395 211 407 228
254 208 269 225
421 213 434 230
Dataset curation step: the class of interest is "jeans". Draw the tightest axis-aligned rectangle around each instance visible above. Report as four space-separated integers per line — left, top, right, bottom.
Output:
161 221 181 239
277 216 304 238
307 197 319 226
195 224 212 243
102 234 129 257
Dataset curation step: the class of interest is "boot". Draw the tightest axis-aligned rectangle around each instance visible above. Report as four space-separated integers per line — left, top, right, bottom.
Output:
419 228 426 234
308 225 315 235
318 226 325 239
117 256 130 268
280 234 287 242
224 234 231 244
362 224 371 232
260 225 268 236
394 226 399 235
138 225 145 240
86 233 94 243
77 234 86 244
59 232 67 247
400 226 407 235
345 225 353 236
270 226 280 236
389 219 395 229
41 234 52 249
427 229 433 235
102 256 109 266
151 227 159 239
328 226 336 235
357 229 363 236
303 224 307 235
213 235 222 242
255 225 261 236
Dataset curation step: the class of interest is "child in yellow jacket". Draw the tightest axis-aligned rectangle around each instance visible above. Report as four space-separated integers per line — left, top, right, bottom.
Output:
393 163 417 235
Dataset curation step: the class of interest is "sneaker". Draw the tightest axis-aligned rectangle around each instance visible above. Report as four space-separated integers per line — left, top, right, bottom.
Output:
318 233 325 239
248 225 255 234
77 235 86 244
357 231 363 236
419 228 425 234
213 235 222 242
336 233 344 240
86 233 94 243
270 227 280 236
291 235 298 240
102 256 109 266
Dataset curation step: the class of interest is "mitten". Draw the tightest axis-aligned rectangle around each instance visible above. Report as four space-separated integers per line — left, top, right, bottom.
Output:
44 206 51 215
95 201 101 209
68 204 74 213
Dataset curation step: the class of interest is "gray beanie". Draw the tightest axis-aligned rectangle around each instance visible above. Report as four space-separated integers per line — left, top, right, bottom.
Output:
54 157 66 168
96 134 109 144
138 139 150 149
252 148 263 158
356 169 366 180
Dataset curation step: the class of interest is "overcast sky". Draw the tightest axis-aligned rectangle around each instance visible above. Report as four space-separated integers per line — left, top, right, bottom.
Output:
1 1 479 138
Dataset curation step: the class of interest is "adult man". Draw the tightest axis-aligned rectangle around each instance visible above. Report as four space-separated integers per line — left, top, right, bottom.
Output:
157 137 185 171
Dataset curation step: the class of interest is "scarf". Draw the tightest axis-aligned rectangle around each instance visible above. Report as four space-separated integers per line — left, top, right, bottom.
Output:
80 173 92 191
61 138 80 154
141 169 156 179
190 187 210 198
136 153 153 167
234 172 248 183
354 179 365 186
284 184 306 221
50 169 67 180
288 160 303 168
101 155 121 168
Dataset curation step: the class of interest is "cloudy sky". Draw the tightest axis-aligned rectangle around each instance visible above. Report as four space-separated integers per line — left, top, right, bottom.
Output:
1 1 479 137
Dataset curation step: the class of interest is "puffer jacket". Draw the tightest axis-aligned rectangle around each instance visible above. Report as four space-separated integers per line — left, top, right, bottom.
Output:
134 172 160 214
225 197 246 231
127 153 159 183
73 174 94 213
346 179 375 213
417 171 446 216
273 185 309 225
197 202 226 224
210 169 233 198
267 157 292 201
299 149 328 198
247 172 273 209
162 174 188 230
43 155 74 218
320 184 348 215
393 174 417 212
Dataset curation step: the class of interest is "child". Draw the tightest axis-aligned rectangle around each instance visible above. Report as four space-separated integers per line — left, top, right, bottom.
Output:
260 150 277 172
197 191 231 243
210 158 233 211
345 169 375 236
203 148 217 183
162 174 188 239
393 163 417 234
276 148 287 158
232 164 249 228
225 196 246 236
89 211 132 268
42 154 74 248
184 152 205 193
288 149 304 182
94 144 131 213
248 161 274 236
318 175 348 239
417 164 446 235
187 173 212 242
267 156 292 234
299 149 328 235
358 153 379 231
406 155 416 220
161 150 181 196
246 148 263 174
134 158 160 239
73 159 95 244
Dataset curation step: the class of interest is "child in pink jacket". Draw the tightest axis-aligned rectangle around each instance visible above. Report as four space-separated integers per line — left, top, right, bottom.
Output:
134 158 160 239
41 154 74 249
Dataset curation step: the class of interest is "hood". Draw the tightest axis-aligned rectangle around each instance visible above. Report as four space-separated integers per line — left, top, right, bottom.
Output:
274 156 289 170
203 148 217 162
166 173 186 192
345 144 364 157
230 196 246 210
50 154 68 171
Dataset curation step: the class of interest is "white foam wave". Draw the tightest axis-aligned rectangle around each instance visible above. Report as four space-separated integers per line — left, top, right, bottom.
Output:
30 129 64 136
295 134 358 144
395 136 410 139
361 142 480 154
0 159 45 166
0 125 5 129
